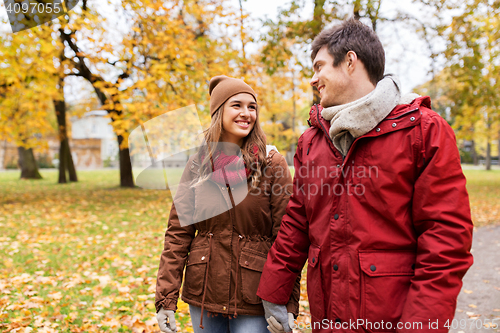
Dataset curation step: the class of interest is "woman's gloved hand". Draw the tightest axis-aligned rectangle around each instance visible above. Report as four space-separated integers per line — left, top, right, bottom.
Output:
262 300 296 333
156 307 177 333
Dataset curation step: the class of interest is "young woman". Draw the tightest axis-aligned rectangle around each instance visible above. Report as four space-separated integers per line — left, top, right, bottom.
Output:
155 75 299 333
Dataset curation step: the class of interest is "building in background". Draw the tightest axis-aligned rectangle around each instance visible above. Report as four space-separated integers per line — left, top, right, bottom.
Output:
70 110 119 168
0 110 119 170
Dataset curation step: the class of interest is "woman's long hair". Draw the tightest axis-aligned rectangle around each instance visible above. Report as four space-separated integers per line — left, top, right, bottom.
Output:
193 104 267 188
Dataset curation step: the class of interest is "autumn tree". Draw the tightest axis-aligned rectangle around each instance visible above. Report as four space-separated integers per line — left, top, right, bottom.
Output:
0 26 57 179
0 1 79 183
259 0 338 106
433 0 499 169
255 0 407 151
54 0 237 187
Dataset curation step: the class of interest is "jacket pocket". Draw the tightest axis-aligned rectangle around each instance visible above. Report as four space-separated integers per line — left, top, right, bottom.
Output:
183 247 209 296
359 250 416 332
239 248 267 304
307 244 325 320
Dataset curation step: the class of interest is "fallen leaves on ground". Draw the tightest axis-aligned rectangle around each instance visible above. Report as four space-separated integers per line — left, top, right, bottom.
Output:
1 168 497 332
0 170 312 332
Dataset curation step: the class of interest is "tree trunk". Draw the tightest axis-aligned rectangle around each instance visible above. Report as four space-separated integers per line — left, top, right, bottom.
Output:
59 29 133 187
54 76 78 183
311 0 326 106
88 80 133 187
486 141 491 170
66 139 77 181
18 146 42 179
471 140 478 165
58 136 68 183
118 134 135 187
498 130 500 167
353 0 361 20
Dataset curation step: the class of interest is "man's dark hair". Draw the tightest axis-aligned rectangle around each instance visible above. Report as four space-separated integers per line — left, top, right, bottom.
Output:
311 18 385 85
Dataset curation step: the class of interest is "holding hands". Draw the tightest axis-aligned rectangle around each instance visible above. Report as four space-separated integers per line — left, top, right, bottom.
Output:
262 300 296 333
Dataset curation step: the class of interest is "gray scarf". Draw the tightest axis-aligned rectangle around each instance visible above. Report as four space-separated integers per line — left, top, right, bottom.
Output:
321 75 407 156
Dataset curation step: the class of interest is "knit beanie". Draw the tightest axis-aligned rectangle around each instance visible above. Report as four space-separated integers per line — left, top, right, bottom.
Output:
209 75 257 117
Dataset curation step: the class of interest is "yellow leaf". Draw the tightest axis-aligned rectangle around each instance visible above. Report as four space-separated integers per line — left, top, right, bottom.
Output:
114 296 125 303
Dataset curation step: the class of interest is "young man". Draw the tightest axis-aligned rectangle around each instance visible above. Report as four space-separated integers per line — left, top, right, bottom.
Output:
257 19 473 333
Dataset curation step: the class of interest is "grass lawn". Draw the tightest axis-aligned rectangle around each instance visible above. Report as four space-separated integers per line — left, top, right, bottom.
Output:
463 169 500 226
0 170 180 332
0 167 498 332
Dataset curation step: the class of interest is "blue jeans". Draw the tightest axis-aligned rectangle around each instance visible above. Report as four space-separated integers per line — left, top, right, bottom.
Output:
189 305 268 333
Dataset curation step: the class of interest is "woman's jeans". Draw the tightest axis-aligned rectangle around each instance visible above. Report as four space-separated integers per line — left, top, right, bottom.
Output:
189 305 268 333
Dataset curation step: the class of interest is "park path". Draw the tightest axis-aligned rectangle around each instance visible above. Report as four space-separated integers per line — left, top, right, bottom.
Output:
450 223 500 333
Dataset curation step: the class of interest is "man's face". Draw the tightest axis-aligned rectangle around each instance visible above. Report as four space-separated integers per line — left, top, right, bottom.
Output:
310 46 352 108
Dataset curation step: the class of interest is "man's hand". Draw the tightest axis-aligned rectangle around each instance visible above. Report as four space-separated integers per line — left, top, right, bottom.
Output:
262 300 296 333
156 307 177 333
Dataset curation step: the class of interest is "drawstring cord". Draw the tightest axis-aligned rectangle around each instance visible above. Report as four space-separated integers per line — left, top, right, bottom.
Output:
220 165 241 318
199 232 213 329
233 234 243 317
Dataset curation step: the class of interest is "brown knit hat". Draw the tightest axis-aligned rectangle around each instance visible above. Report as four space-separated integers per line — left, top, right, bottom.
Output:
209 75 257 117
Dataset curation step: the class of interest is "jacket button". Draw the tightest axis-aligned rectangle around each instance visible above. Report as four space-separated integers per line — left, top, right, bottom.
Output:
376 128 381 132
223 306 227 310
370 265 376 272
334 214 339 220
335 318 341 323
201 256 205 261
392 123 397 128
245 261 249 266
333 264 338 271
411 264 415 270
410 117 416 122
312 258 315 264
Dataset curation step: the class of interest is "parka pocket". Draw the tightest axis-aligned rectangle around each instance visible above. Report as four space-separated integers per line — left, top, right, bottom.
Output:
307 244 325 320
239 248 267 304
183 247 209 296
359 250 416 332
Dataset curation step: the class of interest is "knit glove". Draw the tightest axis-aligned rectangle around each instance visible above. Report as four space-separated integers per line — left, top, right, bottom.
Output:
262 300 296 333
156 307 177 333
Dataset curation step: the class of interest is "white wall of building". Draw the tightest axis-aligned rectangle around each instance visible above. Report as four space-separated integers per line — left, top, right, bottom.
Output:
71 111 119 165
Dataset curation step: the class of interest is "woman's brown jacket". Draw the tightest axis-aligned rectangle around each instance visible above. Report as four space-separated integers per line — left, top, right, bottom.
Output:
155 149 300 317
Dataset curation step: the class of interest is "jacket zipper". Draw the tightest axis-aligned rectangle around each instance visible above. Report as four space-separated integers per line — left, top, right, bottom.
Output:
316 104 338 153
315 104 347 164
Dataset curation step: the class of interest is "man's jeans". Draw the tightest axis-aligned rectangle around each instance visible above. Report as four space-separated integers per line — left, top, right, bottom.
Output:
189 305 268 333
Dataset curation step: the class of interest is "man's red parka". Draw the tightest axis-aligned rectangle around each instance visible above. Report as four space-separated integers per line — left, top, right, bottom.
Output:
257 97 473 332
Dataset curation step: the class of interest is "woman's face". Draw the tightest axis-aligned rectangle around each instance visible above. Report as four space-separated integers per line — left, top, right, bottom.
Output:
220 93 257 147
